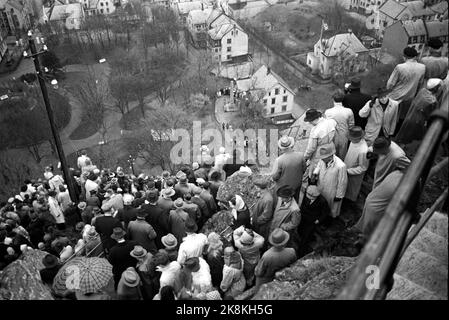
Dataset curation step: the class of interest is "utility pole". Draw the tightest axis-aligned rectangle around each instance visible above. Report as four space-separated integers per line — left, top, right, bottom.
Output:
26 30 77 201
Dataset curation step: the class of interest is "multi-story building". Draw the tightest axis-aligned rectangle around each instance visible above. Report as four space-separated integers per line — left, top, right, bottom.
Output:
382 18 448 58
0 19 8 63
0 0 32 36
207 10 248 63
187 7 212 47
42 2 85 30
175 0 211 24
236 65 296 126
307 32 369 79
366 0 448 35
78 0 117 16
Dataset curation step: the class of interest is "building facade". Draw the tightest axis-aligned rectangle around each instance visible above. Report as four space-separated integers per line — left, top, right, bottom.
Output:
78 0 117 16
0 0 32 36
187 8 212 47
43 2 85 30
381 18 448 58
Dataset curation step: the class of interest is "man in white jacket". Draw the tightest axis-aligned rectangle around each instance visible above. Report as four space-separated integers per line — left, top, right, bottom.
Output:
359 88 399 146
314 144 348 218
325 90 355 160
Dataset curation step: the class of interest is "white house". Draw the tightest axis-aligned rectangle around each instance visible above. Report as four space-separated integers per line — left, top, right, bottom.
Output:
187 8 212 47
237 65 296 125
307 32 369 79
176 1 212 24
207 10 248 63
78 0 116 16
43 2 85 30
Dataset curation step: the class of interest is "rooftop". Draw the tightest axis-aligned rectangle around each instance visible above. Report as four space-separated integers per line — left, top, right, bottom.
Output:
320 33 368 57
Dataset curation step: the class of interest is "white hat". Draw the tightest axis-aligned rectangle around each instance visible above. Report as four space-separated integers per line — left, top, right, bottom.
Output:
7 197 14 204
427 78 442 90
123 194 134 205
192 162 200 170
219 147 226 154
239 166 252 174
196 178 206 185
93 168 100 175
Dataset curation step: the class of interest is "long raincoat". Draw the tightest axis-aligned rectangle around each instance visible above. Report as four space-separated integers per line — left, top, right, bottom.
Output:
343 139 369 202
324 102 355 160
316 155 348 217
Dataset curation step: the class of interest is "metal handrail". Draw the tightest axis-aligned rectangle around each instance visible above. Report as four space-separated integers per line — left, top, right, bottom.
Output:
338 97 448 300
62 235 103 265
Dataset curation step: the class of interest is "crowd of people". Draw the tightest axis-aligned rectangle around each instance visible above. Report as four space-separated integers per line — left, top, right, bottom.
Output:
0 40 447 300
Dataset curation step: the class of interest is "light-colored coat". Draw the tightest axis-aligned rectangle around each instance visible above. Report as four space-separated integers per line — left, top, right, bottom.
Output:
373 142 410 189
316 155 348 217
304 117 337 162
269 198 301 234
325 103 355 160
359 98 399 146
220 254 246 298
386 59 425 104
344 139 369 202
157 261 182 288
177 233 208 265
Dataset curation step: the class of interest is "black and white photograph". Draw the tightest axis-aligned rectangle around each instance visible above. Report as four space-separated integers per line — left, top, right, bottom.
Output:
0 0 447 310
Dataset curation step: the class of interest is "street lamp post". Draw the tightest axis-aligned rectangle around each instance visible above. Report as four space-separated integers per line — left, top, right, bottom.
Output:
25 30 77 202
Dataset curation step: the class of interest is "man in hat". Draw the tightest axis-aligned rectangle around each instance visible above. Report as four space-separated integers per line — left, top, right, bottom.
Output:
108 227 139 290
161 233 179 261
176 256 212 296
116 267 143 300
158 187 176 213
233 226 264 287
303 109 337 172
270 186 301 252
192 162 208 181
344 126 369 204
39 254 61 286
214 146 231 180
314 143 348 218
140 190 169 249
93 206 122 254
359 87 399 146
396 78 443 144
174 176 195 200
271 135 305 201
127 210 158 254
199 182 217 217
371 137 410 190
85 173 99 201
386 46 425 128
116 194 138 230
325 89 355 160
355 158 411 238
420 38 448 81
343 78 372 129
169 199 190 244
191 186 209 230
254 228 297 292
177 218 208 264
130 245 153 273
181 193 201 224
251 177 274 242
298 185 330 257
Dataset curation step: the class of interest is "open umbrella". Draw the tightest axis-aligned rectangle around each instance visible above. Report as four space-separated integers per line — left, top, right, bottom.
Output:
53 257 112 295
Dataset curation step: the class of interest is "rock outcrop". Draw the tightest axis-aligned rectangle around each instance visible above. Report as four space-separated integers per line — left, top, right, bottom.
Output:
239 255 356 300
0 249 54 300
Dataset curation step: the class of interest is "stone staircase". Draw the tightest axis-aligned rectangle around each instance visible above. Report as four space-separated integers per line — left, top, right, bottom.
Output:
386 212 448 300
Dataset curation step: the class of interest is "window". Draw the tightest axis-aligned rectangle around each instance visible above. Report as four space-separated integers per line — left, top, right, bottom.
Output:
268 91 271 96
100 2 104 6
227 46 231 52
263 99 267 105
235 30 238 35
282 105 287 112
227 38 231 44
283 95 287 102
271 98 276 104
284 89 286 94
215 48 219 52
106 1 108 5
271 107 275 114
275 88 279 95
226 54 231 60
383 21 388 27
106 8 109 13
100 8 104 13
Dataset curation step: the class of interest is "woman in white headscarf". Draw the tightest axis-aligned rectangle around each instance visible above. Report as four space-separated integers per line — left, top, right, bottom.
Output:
228 194 251 230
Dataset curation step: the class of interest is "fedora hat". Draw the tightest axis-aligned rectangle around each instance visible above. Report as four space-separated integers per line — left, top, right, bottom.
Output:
161 233 178 250
317 143 336 159
176 171 186 179
185 218 198 233
278 136 295 150
196 178 206 186
348 78 361 90
348 126 364 140
77 202 87 210
239 230 254 245
130 245 148 259
147 190 159 203
403 46 418 58
372 137 391 154
117 171 125 178
304 109 321 122
42 254 59 268
111 227 126 240
184 257 200 271
174 198 184 208
121 268 140 287
277 186 294 198
136 210 147 219
179 176 188 183
427 37 443 50
269 228 290 247
161 188 175 199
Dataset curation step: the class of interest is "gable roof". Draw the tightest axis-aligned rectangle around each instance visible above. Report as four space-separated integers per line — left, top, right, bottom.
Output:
401 18 448 38
44 3 83 22
379 0 407 19
425 18 448 37
188 8 213 25
238 65 295 95
208 23 235 40
320 33 368 57
177 1 204 15
429 1 448 14
403 0 437 17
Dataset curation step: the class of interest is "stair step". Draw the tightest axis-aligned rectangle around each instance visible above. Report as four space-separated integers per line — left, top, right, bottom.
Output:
387 274 445 300
396 246 448 298
423 212 448 239
408 226 448 264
